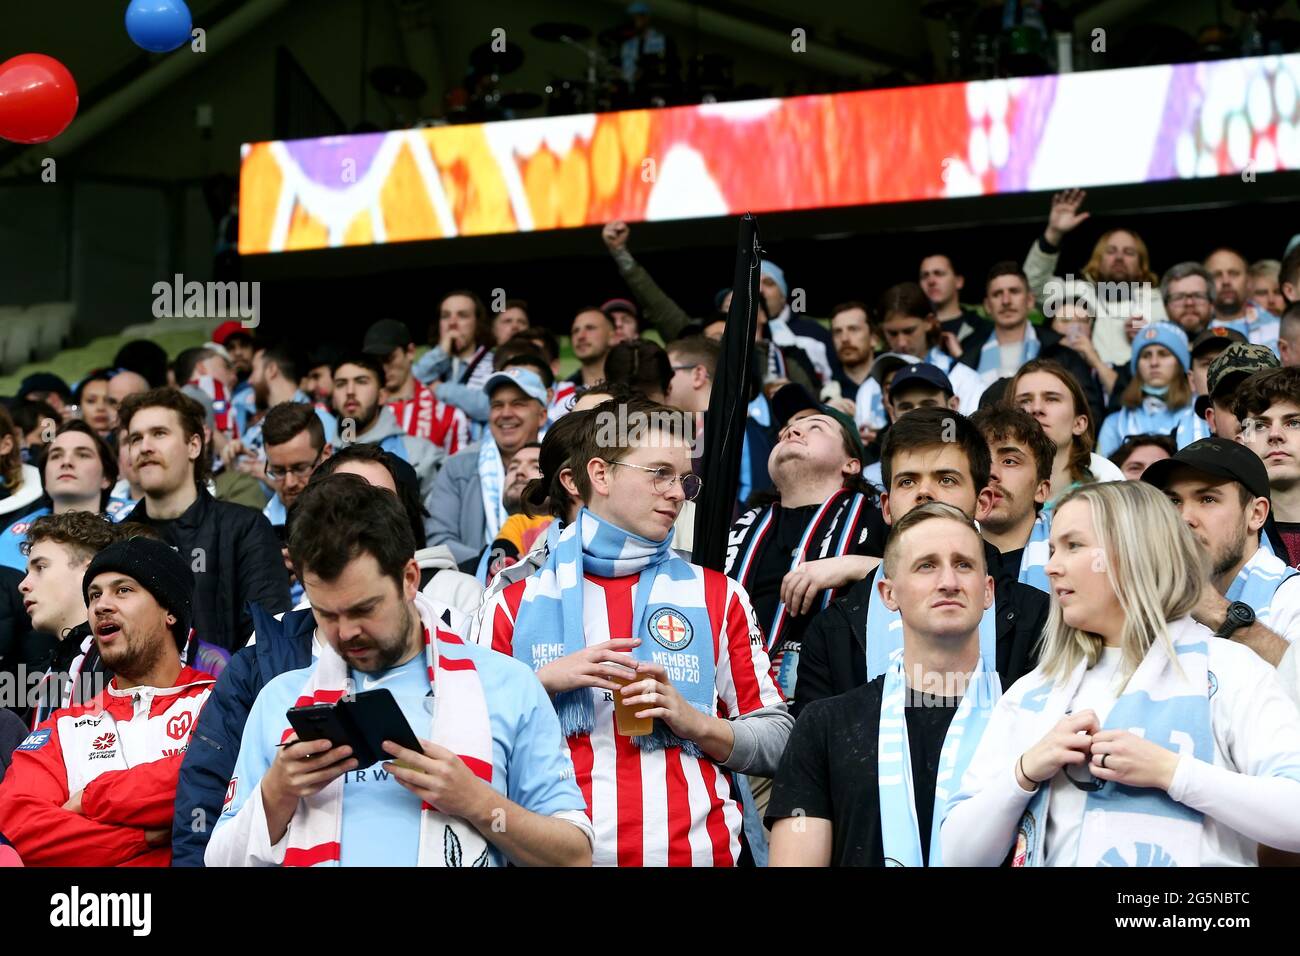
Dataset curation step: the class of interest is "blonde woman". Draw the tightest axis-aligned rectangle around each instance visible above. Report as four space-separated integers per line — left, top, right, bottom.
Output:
941 481 1300 866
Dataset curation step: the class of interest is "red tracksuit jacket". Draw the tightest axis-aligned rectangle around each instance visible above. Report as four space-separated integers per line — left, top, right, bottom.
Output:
0 666 214 866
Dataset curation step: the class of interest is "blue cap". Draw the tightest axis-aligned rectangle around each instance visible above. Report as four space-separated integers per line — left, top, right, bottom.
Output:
1130 322 1191 377
760 260 788 298
484 367 548 407
888 362 954 398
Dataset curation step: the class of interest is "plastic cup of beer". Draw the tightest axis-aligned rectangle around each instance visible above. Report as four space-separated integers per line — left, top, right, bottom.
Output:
611 666 653 737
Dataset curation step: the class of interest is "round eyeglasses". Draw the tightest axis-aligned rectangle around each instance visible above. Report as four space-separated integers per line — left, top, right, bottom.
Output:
603 459 702 501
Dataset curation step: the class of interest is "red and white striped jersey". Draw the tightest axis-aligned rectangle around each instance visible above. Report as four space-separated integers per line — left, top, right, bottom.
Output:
387 380 470 455
483 565 783 866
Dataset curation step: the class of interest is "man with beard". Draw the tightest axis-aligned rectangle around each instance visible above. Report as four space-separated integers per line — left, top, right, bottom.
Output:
829 302 875 396
363 318 471 450
1207 247 1281 352
205 477 592 867
331 353 444 505
119 389 290 652
1161 262 1244 340
224 345 339 479
428 368 548 566
970 406 1055 593
1143 437 1300 664
1021 189 1167 366
0 536 214 866
567 307 618 389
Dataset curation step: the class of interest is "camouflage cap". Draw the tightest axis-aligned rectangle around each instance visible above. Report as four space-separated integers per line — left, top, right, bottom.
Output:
1207 342 1280 399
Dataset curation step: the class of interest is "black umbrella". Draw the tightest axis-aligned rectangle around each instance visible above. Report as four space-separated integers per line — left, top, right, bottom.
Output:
692 213 761 571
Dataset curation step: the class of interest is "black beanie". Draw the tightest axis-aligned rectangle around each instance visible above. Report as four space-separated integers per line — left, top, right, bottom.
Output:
82 538 195 649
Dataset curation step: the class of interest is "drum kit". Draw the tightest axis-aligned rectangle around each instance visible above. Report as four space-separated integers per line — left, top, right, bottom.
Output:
438 19 722 123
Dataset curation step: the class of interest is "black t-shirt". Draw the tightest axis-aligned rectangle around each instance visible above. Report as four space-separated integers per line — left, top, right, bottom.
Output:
1000 547 1025 580
766 676 959 866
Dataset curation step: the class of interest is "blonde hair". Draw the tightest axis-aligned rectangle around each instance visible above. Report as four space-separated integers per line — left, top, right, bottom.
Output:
1083 228 1158 285
1037 481 1205 686
881 502 983 578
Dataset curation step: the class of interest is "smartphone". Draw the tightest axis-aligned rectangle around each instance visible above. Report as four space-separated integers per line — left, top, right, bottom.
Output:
285 689 421 769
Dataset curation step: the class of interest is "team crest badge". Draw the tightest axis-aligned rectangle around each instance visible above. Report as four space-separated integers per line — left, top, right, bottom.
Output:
1143 327 1159 340
648 607 693 651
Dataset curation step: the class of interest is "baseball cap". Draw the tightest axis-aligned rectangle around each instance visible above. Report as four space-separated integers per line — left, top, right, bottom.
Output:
888 363 954 399
1190 325 1247 359
1207 342 1280 401
1141 436 1270 502
769 382 866 466
601 298 638 319
19 372 72 402
211 320 253 347
484 367 548 406
362 319 413 356
868 352 921 387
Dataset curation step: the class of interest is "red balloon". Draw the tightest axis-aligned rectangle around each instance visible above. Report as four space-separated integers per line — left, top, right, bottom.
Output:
0 54 79 145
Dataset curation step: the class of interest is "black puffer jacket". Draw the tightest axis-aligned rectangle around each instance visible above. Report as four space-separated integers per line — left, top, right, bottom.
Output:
0 566 30 688
793 541 1049 718
123 489 291 652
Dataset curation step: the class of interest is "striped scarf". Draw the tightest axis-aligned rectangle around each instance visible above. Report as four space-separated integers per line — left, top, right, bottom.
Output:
726 489 871 653
390 381 467 454
866 569 998 681
281 594 496 867
1007 620 1213 867
1225 547 1299 628
511 508 715 755
878 648 999 867
478 435 507 545
1017 511 1051 594
976 324 1039 385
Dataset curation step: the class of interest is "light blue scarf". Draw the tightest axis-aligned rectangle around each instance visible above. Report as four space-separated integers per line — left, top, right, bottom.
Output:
1017 511 1051 594
865 570 998 681
976 324 1040 385
511 509 715 754
1100 400 1208 457
1009 628 1214 867
478 434 507 544
878 648 1000 866
1225 547 1300 629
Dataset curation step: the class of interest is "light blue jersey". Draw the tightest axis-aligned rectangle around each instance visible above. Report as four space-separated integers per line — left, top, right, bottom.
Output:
214 635 587 866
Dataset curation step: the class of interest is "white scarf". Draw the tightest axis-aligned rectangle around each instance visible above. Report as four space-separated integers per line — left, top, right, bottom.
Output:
281 593 497 867
478 435 507 545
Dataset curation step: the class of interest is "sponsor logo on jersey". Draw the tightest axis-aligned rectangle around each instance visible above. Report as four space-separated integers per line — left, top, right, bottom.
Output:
166 712 193 740
17 728 50 751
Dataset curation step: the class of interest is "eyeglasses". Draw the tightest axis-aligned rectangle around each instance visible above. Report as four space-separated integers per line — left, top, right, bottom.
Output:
265 451 323 482
1167 292 1210 304
603 459 703 500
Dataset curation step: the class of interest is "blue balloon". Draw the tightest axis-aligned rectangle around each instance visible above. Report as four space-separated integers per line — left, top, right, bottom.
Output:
125 0 193 54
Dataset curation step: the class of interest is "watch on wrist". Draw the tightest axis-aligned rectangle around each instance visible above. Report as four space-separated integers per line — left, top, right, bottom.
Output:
1213 601 1255 639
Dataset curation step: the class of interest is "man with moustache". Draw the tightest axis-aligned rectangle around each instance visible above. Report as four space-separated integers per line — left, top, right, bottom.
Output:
795 407 1049 717
1207 248 1280 351
768 504 1000 866
331 353 444 504
0 537 213 866
118 389 290 652
829 302 875 395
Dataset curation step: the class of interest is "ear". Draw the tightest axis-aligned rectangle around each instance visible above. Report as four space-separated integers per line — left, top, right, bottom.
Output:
0 432 12 458
692 366 708 389
322 443 334 460
981 574 995 612
877 574 899 613
1205 406 1218 433
1034 479 1051 506
880 490 894 526
1249 495 1270 534
402 557 420 602
1071 414 1089 438
974 486 995 522
947 395 961 411
558 466 580 500
586 457 613 498
191 430 206 462
1027 291 1036 311
842 456 862 479
955 275 965 292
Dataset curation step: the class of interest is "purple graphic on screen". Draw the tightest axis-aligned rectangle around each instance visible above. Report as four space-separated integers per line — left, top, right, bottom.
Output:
283 135 386 191
998 75 1057 191
1148 61 1204 182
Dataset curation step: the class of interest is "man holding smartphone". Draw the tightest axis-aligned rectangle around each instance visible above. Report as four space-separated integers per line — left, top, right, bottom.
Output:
205 476 592 867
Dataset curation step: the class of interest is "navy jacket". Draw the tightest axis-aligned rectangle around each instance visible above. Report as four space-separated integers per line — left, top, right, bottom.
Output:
170 604 314 866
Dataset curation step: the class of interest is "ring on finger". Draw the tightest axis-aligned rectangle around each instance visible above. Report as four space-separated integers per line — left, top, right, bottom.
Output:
1099 753 1108 769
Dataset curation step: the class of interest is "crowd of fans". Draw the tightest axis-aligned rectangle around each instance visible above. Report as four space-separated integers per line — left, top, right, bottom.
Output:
3 186 1300 868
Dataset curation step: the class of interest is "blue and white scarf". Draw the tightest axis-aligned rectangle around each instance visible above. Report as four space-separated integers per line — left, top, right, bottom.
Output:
976 324 1040 385
511 509 715 754
1099 397 1208 457
1009 622 1213 867
478 434 507 545
878 648 1000 867
865 570 998 681
1017 511 1051 594
1225 547 1300 629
